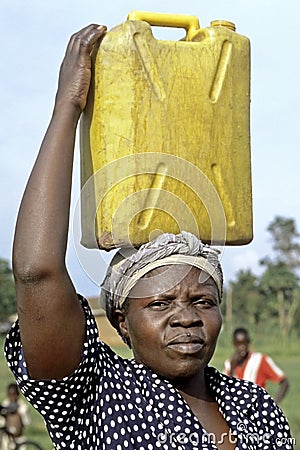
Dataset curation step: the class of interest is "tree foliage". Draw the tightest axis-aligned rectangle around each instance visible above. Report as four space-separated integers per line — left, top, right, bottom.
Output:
259 261 299 336
223 269 264 327
265 216 300 269
225 216 300 337
0 258 16 322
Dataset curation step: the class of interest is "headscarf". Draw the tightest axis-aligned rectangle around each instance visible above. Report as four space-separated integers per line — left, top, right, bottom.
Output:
101 231 223 334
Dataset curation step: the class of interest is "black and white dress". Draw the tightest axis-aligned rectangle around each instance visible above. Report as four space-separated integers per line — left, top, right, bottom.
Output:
5 296 294 450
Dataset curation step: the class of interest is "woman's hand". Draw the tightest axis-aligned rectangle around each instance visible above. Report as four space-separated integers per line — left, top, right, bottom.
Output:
56 24 107 113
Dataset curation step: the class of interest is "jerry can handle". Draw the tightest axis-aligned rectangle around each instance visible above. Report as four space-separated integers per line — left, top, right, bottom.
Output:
127 11 201 41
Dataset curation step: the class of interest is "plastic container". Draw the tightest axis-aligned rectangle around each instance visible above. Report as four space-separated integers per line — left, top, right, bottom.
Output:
80 11 252 249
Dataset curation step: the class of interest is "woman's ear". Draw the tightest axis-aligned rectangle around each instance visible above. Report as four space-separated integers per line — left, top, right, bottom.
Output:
114 309 130 341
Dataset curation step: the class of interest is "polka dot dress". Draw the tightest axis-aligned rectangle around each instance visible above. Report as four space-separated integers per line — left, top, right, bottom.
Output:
5 297 294 449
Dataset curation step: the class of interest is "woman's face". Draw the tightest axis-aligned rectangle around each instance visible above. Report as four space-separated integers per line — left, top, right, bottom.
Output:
118 264 222 381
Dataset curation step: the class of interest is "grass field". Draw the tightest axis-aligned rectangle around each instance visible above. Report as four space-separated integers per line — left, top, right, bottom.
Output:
1 334 299 449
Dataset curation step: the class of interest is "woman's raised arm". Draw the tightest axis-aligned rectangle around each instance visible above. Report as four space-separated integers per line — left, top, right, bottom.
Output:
12 24 107 379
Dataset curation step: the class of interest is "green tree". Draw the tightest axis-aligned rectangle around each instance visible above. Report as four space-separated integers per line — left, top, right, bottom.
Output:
223 269 266 331
0 258 16 322
266 216 300 269
259 262 299 336
260 216 300 336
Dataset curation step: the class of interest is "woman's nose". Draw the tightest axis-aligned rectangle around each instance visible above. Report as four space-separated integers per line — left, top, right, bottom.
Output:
169 305 203 327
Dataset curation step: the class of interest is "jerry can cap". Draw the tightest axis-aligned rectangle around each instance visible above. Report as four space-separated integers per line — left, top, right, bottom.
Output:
210 20 236 31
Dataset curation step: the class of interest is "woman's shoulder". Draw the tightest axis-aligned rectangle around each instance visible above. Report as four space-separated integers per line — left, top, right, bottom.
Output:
207 365 274 402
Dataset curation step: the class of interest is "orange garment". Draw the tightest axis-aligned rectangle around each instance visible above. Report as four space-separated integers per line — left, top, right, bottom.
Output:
224 352 286 389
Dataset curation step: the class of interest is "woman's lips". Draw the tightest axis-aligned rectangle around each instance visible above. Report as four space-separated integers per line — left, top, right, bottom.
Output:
166 334 205 354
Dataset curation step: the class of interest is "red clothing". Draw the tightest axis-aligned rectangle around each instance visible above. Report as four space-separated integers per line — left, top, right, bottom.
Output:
224 352 286 389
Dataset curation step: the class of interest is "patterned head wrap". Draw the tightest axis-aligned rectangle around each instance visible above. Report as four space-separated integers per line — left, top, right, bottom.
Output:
101 231 223 334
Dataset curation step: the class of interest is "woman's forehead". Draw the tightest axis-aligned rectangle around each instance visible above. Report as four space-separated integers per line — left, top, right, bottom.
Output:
129 264 218 299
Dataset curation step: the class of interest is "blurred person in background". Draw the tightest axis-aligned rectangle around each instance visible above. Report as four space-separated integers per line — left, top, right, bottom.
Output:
224 327 289 404
0 382 30 449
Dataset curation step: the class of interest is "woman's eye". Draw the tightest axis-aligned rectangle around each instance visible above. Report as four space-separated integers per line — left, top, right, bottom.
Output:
193 298 215 307
148 300 170 309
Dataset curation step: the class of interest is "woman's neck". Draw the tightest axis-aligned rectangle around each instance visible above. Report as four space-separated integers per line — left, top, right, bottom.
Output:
172 369 214 402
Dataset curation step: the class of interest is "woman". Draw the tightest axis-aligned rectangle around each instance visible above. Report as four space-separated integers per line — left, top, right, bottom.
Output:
5 25 293 449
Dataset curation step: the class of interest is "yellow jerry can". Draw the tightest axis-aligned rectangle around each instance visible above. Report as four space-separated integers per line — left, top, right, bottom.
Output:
80 11 252 250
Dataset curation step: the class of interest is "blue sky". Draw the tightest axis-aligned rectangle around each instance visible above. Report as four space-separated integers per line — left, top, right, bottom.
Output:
1 0 300 296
